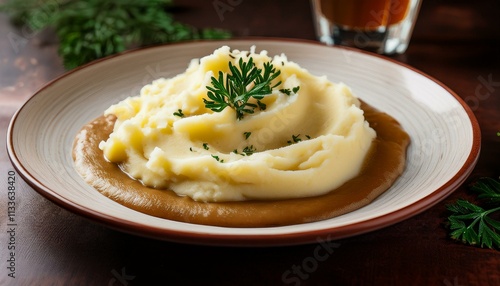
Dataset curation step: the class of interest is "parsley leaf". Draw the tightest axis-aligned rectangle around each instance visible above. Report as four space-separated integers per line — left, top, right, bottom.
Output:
279 86 300 96
242 145 256 156
472 177 500 204
211 155 224 163
287 134 310 145
173 109 184 117
447 177 500 249
243 132 252 140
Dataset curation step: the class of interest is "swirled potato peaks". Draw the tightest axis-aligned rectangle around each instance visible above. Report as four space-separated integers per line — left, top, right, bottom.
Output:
98 46 376 202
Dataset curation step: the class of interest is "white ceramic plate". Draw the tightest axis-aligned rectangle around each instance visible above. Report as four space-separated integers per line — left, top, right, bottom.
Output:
7 39 480 246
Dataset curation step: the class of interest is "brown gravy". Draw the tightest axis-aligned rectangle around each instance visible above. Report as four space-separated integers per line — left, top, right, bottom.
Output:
72 102 410 227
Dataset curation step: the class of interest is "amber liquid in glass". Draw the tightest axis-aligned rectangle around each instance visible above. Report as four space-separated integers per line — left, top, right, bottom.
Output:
320 0 411 30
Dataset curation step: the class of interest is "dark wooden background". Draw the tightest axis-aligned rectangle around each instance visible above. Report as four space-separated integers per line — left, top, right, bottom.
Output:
1 0 499 285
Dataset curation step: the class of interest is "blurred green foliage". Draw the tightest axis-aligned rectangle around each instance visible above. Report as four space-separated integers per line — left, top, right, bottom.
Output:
1 0 231 69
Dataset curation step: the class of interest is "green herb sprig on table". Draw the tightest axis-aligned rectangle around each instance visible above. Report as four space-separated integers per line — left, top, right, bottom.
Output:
447 177 500 249
0 0 230 69
203 57 282 120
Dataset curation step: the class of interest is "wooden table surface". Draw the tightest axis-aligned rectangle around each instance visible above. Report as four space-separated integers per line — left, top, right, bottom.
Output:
1 0 499 285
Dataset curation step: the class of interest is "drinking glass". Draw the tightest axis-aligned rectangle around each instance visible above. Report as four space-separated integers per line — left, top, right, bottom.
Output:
311 0 422 54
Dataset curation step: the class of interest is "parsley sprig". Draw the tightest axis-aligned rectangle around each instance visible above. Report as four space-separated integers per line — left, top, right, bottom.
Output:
447 177 500 249
204 57 281 120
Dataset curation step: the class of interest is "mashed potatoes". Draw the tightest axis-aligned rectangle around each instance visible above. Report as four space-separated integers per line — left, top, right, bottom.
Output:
98 46 376 202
